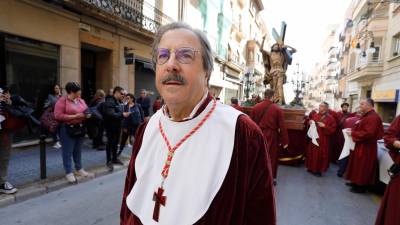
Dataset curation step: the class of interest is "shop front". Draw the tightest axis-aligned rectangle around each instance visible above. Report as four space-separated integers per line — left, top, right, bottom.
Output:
372 89 399 123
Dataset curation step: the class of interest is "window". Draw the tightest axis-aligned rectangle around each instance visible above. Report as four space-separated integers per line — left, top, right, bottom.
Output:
372 46 380 61
392 33 400 57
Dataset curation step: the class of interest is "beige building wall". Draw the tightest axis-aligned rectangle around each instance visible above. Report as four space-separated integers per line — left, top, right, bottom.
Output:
0 0 154 95
0 0 80 88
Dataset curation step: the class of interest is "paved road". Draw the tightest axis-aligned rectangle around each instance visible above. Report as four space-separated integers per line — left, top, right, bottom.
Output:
0 170 126 225
276 164 380 225
0 164 380 225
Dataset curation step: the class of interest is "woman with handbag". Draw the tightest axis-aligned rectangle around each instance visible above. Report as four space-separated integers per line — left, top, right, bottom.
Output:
41 84 62 149
54 82 93 183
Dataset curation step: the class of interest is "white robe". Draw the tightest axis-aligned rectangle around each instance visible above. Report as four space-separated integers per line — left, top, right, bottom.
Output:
126 100 242 225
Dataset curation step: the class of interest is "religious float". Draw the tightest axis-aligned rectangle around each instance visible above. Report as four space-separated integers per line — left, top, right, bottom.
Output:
242 21 307 166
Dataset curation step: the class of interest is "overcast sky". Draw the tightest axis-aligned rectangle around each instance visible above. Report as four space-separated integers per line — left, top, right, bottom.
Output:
260 0 352 100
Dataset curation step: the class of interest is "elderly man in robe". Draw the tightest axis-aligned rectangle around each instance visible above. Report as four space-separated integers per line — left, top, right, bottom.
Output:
120 22 276 225
305 102 337 177
346 99 384 193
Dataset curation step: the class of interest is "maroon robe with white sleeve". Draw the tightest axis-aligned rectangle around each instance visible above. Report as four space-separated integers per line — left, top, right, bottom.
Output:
346 110 384 185
250 99 289 179
305 112 337 173
375 115 400 225
331 111 355 162
120 95 276 225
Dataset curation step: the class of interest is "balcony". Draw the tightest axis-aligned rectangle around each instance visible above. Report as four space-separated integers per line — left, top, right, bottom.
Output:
56 0 173 35
347 60 383 82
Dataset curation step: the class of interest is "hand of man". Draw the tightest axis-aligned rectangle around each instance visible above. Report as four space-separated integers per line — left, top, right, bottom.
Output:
123 112 130 118
317 122 325 128
283 144 288 149
393 140 400 149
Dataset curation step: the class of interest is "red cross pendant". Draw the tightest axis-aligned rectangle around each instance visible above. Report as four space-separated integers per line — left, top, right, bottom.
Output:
152 187 167 222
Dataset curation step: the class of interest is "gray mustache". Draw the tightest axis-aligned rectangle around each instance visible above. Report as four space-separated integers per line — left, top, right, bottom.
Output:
161 73 187 85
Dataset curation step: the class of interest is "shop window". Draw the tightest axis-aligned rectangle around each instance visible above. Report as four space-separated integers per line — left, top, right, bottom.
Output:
1 33 59 142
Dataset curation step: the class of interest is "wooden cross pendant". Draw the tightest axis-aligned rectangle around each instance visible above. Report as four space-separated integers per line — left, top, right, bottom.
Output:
152 187 167 222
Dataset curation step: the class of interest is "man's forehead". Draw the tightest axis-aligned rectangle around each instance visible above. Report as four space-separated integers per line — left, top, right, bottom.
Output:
159 28 201 49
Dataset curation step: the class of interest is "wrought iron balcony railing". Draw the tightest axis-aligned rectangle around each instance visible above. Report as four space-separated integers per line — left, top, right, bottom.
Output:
55 0 173 34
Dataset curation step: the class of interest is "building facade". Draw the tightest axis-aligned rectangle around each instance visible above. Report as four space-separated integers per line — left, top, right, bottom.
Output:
341 0 400 122
305 25 340 110
0 0 172 142
308 0 400 122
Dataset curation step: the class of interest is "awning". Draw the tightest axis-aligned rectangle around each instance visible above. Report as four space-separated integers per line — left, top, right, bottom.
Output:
371 89 399 102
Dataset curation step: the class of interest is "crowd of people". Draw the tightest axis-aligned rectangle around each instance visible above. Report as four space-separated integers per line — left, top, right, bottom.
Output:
0 82 161 191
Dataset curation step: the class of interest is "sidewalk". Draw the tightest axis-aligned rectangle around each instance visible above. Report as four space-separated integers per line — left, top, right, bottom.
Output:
8 138 132 187
0 138 132 207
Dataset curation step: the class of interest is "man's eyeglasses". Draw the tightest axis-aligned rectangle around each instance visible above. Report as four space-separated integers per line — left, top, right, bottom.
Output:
154 47 199 65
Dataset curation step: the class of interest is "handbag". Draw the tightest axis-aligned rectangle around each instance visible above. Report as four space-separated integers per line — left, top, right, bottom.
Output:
65 123 86 137
40 107 59 133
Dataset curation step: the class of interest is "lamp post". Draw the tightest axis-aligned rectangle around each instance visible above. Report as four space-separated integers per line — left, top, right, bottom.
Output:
291 63 307 106
242 68 255 100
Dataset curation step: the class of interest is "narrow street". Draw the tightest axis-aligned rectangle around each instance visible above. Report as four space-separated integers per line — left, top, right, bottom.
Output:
0 164 379 225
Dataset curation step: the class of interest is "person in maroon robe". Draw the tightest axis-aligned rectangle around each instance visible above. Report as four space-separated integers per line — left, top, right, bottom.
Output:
331 103 355 163
375 115 400 225
120 22 276 225
337 112 362 177
305 102 337 176
250 89 288 184
327 108 339 163
346 99 384 193
230 97 243 112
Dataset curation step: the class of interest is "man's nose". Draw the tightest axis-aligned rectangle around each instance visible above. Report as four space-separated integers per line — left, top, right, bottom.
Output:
164 53 180 72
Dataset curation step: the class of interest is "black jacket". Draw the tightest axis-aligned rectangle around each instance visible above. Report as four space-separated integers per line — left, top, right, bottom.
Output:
101 95 123 128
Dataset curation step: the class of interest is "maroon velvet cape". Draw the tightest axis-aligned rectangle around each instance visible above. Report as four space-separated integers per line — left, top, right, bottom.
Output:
305 112 337 173
331 111 355 162
250 99 289 179
120 96 276 225
375 115 400 225
346 110 384 185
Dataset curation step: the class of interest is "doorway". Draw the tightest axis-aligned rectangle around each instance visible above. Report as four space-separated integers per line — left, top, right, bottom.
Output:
134 60 158 115
80 43 112 103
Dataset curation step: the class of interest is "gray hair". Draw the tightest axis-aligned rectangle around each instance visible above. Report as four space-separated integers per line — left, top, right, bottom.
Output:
365 98 375 107
151 22 214 79
321 101 329 108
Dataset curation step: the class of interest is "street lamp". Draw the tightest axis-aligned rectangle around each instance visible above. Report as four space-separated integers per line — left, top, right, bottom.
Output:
290 63 307 106
242 68 255 100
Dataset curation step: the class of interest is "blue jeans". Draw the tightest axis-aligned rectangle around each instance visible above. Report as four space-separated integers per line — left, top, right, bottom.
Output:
59 124 83 174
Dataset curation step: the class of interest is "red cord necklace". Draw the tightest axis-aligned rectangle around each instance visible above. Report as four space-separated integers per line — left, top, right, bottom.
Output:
151 99 217 222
